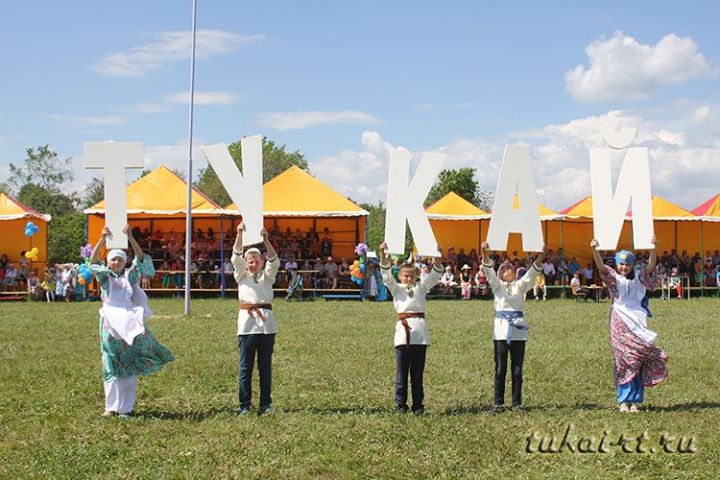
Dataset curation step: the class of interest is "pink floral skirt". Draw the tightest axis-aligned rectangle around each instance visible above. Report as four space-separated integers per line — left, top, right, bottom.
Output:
609 310 668 386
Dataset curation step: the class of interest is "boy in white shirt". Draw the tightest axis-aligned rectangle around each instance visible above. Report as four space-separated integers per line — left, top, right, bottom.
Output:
232 221 280 415
379 242 443 415
481 241 548 412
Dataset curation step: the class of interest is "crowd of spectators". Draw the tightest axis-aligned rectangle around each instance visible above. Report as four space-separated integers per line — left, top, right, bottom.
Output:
3 241 719 300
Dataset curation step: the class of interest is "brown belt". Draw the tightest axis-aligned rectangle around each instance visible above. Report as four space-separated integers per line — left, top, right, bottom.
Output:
397 312 425 346
240 303 273 322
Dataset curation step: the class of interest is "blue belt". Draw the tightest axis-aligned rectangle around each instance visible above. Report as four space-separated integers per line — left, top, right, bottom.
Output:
496 310 527 344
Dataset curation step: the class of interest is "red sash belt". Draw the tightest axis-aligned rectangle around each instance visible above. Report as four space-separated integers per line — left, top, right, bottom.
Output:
240 303 273 322
397 312 425 346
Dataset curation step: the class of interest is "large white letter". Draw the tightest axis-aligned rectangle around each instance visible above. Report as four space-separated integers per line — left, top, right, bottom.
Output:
84 141 144 249
486 145 544 252
590 129 653 250
384 148 444 257
202 135 264 246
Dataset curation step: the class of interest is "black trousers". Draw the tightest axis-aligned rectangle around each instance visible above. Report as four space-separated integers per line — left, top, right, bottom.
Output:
238 334 275 409
493 340 526 406
395 345 427 411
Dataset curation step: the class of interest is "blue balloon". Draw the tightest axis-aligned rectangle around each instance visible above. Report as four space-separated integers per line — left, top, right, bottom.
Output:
359 264 366 273
24 221 39 237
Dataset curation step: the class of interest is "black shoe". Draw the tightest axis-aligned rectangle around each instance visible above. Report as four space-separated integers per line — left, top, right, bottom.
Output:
490 404 504 414
413 407 425 416
510 403 524 412
395 404 409 414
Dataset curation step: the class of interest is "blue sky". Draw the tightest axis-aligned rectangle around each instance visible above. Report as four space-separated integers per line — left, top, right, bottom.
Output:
1 0 718 210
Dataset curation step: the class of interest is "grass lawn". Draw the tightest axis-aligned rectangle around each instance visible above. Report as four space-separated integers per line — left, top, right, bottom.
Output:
1 297 719 479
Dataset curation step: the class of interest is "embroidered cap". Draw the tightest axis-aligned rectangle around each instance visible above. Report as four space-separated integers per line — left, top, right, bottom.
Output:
497 261 515 277
615 250 635 266
107 249 127 262
244 247 262 259
461 264 471 270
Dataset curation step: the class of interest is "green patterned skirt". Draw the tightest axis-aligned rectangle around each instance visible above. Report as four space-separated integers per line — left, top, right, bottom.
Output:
100 318 174 382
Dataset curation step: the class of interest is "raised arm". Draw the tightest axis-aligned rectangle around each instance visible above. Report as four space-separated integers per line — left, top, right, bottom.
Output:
646 234 658 274
124 224 144 261
233 220 244 255
90 226 110 264
480 241 494 268
262 228 277 260
590 239 605 270
379 241 390 268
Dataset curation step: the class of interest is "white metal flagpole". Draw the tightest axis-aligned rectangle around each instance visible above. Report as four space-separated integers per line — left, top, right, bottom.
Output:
184 0 198 315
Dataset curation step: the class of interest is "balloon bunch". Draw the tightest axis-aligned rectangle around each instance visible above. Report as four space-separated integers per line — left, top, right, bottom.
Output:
24 221 39 237
77 243 94 286
77 264 93 286
350 243 368 285
24 247 39 262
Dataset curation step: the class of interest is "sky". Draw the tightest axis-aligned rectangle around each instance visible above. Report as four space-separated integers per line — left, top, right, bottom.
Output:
1 0 718 211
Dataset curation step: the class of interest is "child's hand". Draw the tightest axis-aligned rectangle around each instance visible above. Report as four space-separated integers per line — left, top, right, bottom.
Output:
123 224 131 236
102 226 112 238
261 228 268 240
590 239 599 249
237 222 245 234
481 241 489 250
650 234 658 246
379 241 387 252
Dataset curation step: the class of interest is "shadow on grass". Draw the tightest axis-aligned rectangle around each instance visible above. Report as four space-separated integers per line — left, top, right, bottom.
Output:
134 406 238 421
280 406 391 415
648 402 720 412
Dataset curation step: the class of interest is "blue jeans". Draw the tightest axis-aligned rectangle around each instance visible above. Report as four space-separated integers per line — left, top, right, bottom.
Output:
238 334 275 409
395 345 427 411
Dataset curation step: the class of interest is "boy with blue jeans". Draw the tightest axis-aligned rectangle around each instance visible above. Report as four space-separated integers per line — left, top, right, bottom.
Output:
232 221 280 415
379 242 443 415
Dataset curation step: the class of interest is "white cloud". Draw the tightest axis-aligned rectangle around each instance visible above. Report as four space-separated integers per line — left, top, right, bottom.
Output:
256 110 381 130
165 91 239 106
47 114 127 126
311 103 720 212
565 32 715 103
93 30 266 77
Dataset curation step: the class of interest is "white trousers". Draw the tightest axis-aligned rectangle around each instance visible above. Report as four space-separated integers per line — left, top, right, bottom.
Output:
104 375 137 414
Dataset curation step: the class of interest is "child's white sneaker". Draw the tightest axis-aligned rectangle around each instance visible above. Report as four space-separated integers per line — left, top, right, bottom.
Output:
619 402 630 413
629 404 640 413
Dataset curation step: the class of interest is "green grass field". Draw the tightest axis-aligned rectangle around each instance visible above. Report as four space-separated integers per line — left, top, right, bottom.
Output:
1 297 719 479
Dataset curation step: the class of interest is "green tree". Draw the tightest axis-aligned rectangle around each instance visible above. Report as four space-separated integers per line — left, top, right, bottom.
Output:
425 167 480 207
5 145 79 218
83 177 105 209
195 137 309 206
47 212 86 264
359 200 414 257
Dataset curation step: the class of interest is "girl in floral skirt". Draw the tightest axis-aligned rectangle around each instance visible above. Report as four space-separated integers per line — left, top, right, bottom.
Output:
89 225 174 418
591 235 668 413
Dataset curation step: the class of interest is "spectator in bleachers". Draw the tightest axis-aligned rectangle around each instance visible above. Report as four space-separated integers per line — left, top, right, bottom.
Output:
542 258 556 286
320 228 333 258
468 249 480 270
325 256 338 289
474 267 489 297
581 263 594 285
457 248 469 271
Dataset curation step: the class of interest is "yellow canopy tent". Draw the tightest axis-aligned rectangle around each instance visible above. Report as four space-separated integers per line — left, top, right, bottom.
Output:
477 196 563 258
692 194 720 255
226 166 368 259
84 165 225 256
629 196 700 256
425 192 561 258
559 196 632 267
426 192 489 254
0 192 50 269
